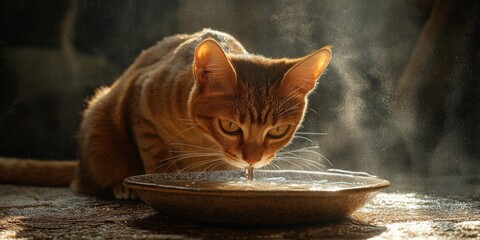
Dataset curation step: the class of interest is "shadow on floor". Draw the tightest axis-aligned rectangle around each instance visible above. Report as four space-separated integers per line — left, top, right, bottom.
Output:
127 213 387 239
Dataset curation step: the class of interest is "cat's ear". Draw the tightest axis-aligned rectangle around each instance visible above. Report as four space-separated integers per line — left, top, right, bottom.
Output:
194 39 237 95
279 46 332 97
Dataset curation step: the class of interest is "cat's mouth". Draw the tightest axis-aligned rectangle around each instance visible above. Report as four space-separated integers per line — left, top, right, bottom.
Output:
223 155 273 169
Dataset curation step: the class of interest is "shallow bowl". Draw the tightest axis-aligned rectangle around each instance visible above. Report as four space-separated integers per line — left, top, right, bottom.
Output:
124 170 390 225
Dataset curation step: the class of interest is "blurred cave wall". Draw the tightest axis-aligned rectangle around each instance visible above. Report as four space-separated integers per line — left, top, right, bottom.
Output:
1 0 479 176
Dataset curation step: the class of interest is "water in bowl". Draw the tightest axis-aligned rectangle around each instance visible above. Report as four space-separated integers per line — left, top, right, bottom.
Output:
167 177 364 191
245 166 254 180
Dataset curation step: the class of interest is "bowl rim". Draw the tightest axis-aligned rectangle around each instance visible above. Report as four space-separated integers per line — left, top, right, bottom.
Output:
123 170 390 197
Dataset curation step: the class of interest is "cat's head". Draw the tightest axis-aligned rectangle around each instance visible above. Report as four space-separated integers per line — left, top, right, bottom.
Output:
188 39 331 169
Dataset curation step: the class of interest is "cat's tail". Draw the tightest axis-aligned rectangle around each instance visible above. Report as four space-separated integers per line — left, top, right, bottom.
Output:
0 157 78 187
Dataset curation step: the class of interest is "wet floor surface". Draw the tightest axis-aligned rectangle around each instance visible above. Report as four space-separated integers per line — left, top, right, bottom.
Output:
1 174 479 239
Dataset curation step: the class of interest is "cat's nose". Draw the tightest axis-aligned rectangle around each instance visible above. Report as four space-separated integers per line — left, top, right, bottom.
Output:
246 159 259 165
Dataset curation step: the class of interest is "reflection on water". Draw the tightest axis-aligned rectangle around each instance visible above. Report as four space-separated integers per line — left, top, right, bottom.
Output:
245 166 254 180
166 177 365 191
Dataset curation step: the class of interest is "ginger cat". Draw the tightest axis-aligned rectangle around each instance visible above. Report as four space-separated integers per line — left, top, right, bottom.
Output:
0 29 332 199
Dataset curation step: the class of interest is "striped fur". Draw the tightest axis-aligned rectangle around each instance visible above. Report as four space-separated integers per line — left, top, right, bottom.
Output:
1 29 331 198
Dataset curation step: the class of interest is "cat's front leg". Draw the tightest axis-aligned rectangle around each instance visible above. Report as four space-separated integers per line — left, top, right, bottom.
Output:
134 126 181 174
113 182 138 200
139 144 179 174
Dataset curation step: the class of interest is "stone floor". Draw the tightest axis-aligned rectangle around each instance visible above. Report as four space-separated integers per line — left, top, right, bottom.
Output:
1 174 479 239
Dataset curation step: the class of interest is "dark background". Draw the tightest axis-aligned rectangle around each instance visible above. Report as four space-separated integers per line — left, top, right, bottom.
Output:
1 0 479 177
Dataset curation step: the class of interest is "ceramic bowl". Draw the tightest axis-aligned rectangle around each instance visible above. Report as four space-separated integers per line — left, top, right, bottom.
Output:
124 170 390 225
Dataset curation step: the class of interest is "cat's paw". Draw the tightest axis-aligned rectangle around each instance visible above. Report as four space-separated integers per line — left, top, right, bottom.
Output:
113 183 138 200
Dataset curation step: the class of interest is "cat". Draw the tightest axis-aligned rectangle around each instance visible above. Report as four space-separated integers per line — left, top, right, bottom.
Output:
0 29 332 199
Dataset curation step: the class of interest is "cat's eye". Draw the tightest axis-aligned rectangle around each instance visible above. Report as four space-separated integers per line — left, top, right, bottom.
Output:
219 119 241 135
267 125 290 139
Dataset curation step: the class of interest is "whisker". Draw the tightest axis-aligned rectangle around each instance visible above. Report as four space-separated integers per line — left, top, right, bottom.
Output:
294 150 332 166
308 108 319 115
282 159 317 171
265 161 281 171
272 161 290 170
155 153 224 172
279 156 326 166
276 101 303 118
169 150 219 154
222 163 237 172
176 118 197 126
295 132 328 136
156 157 185 172
292 135 314 143
285 145 320 151
275 159 314 181
270 162 282 170
176 158 224 176
297 161 323 171
278 158 306 171
278 105 299 116
212 160 230 171
170 143 223 153
277 89 299 110
277 150 304 159
169 125 197 142
278 150 332 166
192 160 226 181
276 157 326 170
277 84 307 110
260 164 272 171
157 152 223 163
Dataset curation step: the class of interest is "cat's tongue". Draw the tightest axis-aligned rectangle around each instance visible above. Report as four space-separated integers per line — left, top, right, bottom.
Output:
245 166 254 180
